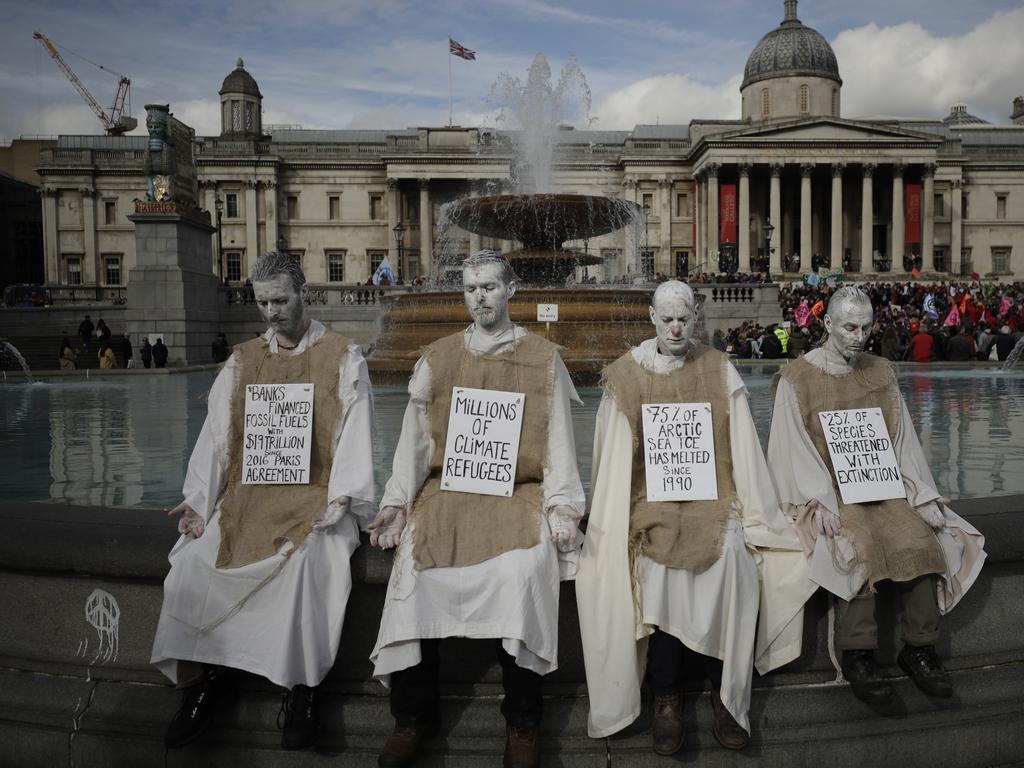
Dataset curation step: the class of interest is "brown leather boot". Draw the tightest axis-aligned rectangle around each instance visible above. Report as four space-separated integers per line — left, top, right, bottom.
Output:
710 688 749 750
504 723 541 768
651 693 685 755
378 721 435 767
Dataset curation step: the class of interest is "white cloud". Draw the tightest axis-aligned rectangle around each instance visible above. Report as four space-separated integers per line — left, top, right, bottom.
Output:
593 74 742 129
833 8 1024 121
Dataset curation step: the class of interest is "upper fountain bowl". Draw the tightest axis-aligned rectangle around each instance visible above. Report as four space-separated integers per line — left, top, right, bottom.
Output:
446 193 641 249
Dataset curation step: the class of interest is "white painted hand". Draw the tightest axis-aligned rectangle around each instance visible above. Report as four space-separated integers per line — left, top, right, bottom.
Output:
809 499 841 538
547 504 583 551
167 501 205 539
368 505 407 549
915 501 945 530
312 497 348 531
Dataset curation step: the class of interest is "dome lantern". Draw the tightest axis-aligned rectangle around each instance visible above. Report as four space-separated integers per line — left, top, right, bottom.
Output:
219 58 263 138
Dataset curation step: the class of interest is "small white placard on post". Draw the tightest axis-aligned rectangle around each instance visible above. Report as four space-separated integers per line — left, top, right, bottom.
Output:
537 304 559 322
817 407 906 504
441 387 525 497
241 383 315 485
641 402 718 501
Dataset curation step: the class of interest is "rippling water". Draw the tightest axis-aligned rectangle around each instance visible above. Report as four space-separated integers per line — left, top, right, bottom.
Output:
2 368 1022 508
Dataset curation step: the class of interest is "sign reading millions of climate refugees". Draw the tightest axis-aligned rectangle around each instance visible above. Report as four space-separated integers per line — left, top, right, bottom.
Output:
441 387 525 497
641 403 718 502
242 384 314 484
817 407 906 504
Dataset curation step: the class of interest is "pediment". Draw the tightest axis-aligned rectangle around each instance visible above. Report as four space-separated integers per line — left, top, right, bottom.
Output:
716 118 939 144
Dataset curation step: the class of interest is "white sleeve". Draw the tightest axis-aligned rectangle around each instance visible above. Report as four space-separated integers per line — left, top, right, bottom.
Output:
379 356 434 510
766 376 840 517
542 353 586 514
181 356 236 521
893 390 942 507
329 345 377 529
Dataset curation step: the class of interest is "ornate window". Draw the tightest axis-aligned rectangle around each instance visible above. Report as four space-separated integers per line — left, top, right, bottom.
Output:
800 84 810 114
761 88 770 118
232 101 242 132
245 102 254 132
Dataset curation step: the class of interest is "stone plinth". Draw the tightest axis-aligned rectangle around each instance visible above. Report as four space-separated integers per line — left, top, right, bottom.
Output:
125 203 218 365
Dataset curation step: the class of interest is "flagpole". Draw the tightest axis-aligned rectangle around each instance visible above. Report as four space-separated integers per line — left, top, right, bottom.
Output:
448 39 453 127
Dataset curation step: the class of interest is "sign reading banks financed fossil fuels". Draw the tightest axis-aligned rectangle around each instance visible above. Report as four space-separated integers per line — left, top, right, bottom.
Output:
818 407 906 504
441 387 525 497
242 384 314 484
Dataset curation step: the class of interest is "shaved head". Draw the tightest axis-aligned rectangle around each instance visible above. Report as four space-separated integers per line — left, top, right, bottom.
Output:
650 280 697 357
652 280 696 313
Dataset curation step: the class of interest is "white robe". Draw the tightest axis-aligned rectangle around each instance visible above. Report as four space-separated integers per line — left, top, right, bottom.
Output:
576 339 806 737
767 346 987 612
371 324 585 683
151 320 376 689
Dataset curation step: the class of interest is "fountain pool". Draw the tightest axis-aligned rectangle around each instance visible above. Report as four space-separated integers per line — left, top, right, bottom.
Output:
2 367 1022 508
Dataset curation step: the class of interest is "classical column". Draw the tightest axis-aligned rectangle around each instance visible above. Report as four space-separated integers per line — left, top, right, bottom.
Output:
769 164 782 275
861 164 875 271
922 164 935 271
41 188 59 283
621 177 638 275
264 180 278 257
659 177 672 273
418 179 432 277
386 178 400 275
799 164 812 270
891 164 905 269
80 188 98 285
951 179 963 276
830 163 844 268
738 163 751 272
245 181 259 268
706 164 720 262
696 173 706 269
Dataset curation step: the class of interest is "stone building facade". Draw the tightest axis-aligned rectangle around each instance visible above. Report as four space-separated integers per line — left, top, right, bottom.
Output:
30 2 1024 290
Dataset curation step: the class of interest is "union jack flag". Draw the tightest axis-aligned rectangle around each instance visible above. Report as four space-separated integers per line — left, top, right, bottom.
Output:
449 38 476 60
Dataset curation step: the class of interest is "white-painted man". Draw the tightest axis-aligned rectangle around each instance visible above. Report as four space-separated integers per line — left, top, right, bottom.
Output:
369 250 585 768
767 285 986 705
152 251 376 750
576 280 806 754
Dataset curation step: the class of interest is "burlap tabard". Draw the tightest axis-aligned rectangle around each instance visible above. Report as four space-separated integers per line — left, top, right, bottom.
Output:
602 343 739 573
411 331 557 570
216 332 351 569
779 354 945 587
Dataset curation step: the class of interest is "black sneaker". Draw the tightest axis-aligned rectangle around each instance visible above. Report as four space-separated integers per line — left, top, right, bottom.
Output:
898 645 953 698
278 684 320 750
165 668 227 749
841 650 895 705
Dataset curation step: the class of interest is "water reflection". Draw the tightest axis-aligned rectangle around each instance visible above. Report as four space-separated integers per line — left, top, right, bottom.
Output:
2 368 1022 508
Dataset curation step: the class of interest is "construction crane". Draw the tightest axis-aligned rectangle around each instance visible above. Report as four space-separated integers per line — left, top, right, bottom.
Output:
33 31 137 135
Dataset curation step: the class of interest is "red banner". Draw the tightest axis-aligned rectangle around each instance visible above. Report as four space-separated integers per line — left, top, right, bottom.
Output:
719 184 737 245
905 182 922 244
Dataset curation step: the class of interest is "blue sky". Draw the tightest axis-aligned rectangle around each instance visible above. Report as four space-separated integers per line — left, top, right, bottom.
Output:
1 0 1022 140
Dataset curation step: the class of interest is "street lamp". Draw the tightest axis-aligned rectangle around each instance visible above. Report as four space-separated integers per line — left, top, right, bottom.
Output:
214 195 224 284
762 219 775 282
392 221 406 283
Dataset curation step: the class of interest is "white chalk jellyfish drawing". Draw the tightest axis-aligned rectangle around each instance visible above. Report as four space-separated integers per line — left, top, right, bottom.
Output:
84 589 120 663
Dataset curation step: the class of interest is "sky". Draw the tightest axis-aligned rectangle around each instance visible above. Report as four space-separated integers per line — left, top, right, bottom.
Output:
1 0 1022 142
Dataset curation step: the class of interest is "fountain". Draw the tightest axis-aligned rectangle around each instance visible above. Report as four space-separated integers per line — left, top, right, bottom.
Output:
370 55 659 378
1004 336 1024 370
0 339 33 382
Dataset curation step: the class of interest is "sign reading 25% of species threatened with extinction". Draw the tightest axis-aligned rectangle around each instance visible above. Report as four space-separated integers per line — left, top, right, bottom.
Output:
242 383 314 485
641 403 718 502
441 387 525 497
817 407 906 504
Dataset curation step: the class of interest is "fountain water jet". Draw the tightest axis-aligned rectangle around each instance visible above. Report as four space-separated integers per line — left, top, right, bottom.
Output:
0 340 33 382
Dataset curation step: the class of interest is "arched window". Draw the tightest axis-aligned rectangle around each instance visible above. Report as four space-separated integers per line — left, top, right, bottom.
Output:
761 88 770 118
800 84 810 114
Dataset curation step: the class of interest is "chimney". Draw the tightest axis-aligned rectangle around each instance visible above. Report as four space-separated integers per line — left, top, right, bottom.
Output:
1012 96 1024 125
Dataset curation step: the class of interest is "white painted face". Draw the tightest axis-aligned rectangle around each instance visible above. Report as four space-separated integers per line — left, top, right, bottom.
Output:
253 275 308 343
463 262 515 331
824 298 874 361
650 288 696 357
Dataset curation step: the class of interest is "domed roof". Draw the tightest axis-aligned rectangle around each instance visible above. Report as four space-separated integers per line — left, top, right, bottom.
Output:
219 58 262 98
943 103 989 126
742 1 841 90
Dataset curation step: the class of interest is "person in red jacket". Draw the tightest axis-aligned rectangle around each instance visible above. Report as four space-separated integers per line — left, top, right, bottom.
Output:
908 322 934 362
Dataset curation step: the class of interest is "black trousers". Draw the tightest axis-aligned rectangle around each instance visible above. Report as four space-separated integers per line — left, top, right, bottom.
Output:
647 628 724 697
390 639 543 728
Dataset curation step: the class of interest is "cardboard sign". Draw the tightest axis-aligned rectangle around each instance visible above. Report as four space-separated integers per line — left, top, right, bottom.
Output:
817 407 906 504
641 403 718 501
537 304 559 322
242 383 314 484
441 387 525 497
